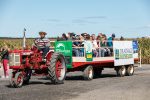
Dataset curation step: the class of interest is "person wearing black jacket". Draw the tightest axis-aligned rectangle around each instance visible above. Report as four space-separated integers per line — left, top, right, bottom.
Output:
0 45 9 78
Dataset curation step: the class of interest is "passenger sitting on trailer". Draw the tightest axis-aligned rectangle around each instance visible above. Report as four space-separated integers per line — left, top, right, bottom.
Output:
91 34 98 57
72 34 80 57
78 33 89 57
101 34 111 57
34 31 50 59
78 35 85 57
82 34 93 55
107 33 115 47
107 33 115 56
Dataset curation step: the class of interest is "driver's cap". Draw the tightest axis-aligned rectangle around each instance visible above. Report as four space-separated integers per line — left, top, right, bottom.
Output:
39 31 47 35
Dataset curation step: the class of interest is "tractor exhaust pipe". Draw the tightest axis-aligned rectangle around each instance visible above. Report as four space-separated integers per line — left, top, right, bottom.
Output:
23 28 26 50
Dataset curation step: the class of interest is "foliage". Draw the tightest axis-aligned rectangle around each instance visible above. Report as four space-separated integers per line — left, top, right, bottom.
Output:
0 38 150 63
138 38 150 64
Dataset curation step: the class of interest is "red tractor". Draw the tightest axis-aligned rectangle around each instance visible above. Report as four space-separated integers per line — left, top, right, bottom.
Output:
9 46 66 88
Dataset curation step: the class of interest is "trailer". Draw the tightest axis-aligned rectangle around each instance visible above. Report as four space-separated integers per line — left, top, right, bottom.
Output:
55 40 139 80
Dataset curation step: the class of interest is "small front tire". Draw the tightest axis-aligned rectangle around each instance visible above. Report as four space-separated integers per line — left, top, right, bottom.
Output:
10 72 24 88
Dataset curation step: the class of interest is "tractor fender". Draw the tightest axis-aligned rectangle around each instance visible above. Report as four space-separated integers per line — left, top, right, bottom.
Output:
46 51 54 60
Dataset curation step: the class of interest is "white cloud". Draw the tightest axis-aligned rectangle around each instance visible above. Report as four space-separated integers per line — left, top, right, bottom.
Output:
84 16 107 19
72 19 98 24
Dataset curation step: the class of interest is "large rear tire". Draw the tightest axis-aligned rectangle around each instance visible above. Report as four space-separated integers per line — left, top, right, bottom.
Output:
48 53 66 84
126 65 134 76
83 65 94 80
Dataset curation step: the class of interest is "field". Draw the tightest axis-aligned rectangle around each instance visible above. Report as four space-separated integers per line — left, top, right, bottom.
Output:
138 38 150 64
0 38 150 64
0 38 33 50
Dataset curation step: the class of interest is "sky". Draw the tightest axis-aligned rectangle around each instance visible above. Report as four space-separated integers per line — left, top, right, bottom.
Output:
0 0 150 38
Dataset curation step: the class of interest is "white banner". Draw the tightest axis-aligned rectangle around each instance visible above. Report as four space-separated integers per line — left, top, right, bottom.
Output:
113 41 134 66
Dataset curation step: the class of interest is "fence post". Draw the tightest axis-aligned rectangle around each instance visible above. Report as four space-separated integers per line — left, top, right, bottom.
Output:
139 49 142 67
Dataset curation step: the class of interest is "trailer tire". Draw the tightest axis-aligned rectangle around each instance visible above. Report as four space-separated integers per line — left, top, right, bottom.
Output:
126 65 134 76
83 65 94 80
48 53 66 84
116 66 126 77
94 69 102 78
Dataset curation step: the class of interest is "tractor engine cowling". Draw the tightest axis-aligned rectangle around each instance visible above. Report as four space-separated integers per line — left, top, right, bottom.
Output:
9 53 21 66
9 52 21 69
9 50 33 69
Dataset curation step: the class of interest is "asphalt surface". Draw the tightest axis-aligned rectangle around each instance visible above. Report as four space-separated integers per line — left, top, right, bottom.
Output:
0 64 150 100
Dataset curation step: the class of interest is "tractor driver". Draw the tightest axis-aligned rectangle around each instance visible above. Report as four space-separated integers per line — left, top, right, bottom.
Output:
34 31 50 59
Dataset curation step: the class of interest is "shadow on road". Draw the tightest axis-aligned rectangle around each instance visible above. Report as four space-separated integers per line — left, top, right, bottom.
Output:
66 76 84 81
5 74 117 88
66 74 117 81
5 80 53 88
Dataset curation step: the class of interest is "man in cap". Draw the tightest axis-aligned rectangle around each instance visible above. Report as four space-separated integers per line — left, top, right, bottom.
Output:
34 31 50 59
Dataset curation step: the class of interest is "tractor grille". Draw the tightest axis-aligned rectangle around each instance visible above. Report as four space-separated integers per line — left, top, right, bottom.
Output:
9 53 21 66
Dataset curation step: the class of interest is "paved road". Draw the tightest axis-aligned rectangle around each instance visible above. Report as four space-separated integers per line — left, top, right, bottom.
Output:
0 65 150 100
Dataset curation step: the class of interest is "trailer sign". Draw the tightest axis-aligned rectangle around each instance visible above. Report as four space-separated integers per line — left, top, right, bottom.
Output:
55 41 73 68
115 48 133 59
55 42 72 55
113 41 134 66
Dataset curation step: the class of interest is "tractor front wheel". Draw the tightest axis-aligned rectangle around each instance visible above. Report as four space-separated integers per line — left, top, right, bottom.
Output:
48 53 66 84
10 72 24 88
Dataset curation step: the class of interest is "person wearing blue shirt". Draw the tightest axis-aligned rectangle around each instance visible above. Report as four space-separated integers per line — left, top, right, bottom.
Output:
107 33 115 56
107 33 115 47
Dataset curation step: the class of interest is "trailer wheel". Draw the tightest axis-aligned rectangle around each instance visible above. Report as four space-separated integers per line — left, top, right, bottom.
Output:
48 53 66 84
10 72 24 88
83 65 94 80
126 65 134 76
116 66 126 77
94 69 102 78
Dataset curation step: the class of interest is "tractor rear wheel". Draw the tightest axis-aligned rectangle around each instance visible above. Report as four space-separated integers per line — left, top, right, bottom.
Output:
48 53 66 84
